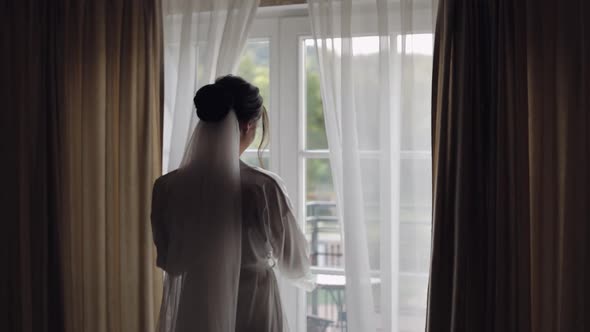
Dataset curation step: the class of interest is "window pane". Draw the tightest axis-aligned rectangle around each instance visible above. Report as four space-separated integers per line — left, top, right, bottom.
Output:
399 223 431 273
240 152 269 170
360 158 382 271
305 158 340 268
399 274 429 332
237 39 270 151
304 158 345 331
304 40 329 150
350 37 381 151
302 34 433 332
398 34 434 151
307 283 348 331
306 158 335 202
303 35 434 152
400 157 432 223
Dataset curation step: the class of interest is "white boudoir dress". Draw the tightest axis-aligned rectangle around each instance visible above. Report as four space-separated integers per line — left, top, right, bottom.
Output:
151 160 314 332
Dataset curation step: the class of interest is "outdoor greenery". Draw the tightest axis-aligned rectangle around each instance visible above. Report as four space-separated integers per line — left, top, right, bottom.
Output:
236 38 432 202
305 45 329 150
304 44 334 201
237 41 270 151
237 40 334 202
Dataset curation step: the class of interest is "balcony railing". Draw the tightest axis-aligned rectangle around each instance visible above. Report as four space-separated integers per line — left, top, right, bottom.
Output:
305 201 430 332
306 201 346 331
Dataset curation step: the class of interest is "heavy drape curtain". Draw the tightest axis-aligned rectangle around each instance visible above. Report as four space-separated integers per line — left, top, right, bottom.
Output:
163 0 260 172
2 1 164 332
428 0 589 331
58 1 164 331
309 0 436 331
1 1 64 331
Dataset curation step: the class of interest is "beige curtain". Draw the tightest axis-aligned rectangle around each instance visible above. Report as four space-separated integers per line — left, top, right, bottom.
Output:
428 0 589 331
58 1 164 332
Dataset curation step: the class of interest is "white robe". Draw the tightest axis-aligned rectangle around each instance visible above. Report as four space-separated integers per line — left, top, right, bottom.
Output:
151 161 313 332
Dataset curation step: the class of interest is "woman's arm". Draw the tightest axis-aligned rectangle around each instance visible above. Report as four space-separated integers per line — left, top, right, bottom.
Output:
263 180 316 290
151 177 168 270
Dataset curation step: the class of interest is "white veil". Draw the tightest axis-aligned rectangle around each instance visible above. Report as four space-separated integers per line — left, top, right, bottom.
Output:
155 110 242 332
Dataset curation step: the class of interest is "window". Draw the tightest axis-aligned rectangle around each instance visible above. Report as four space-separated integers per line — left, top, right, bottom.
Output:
236 8 433 332
301 38 344 330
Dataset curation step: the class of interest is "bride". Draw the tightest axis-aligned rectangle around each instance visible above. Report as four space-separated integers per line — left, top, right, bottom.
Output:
151 75 314 332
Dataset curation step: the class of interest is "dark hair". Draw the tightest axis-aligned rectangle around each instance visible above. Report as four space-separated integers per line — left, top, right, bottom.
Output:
193 75 269 166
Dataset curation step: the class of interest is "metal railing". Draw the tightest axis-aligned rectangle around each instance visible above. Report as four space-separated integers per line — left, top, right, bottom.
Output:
306 201 340 268
306 201 346 331
304 201 431 332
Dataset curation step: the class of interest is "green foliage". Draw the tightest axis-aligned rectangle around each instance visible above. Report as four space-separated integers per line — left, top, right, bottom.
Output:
237 43 270 150
306 158 334 201
237 41 334 201
305 61 328 150
304 45 333 201
237 49 270 104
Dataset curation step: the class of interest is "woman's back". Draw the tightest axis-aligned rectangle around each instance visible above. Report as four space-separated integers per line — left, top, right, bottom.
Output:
152 76 313 332
152 163 312 332
152 167 243 332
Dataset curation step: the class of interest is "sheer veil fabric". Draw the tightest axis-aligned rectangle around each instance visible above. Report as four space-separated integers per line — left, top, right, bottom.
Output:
152 112 242 332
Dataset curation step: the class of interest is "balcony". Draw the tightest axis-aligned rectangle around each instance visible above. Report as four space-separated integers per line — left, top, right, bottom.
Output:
305 201 430 332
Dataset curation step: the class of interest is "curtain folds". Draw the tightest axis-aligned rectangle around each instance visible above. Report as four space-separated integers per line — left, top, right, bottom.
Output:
58 1 164 332
428 1 589 331
1 1 65 331
526 1 589 330
309 0 436 331
163 0 260 172
4 1 164 332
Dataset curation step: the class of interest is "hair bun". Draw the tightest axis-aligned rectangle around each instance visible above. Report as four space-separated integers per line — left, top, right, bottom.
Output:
193 84 234 122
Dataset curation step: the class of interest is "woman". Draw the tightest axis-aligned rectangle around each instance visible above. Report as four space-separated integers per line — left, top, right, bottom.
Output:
151 75 314 332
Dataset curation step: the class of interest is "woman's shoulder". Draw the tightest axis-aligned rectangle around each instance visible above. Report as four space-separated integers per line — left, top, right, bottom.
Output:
240 161 287 192
240 161 294 211
153 169 180 189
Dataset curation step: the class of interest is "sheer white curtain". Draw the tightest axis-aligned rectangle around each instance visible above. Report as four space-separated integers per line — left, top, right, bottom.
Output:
309 0 436 331
163 0 260 172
